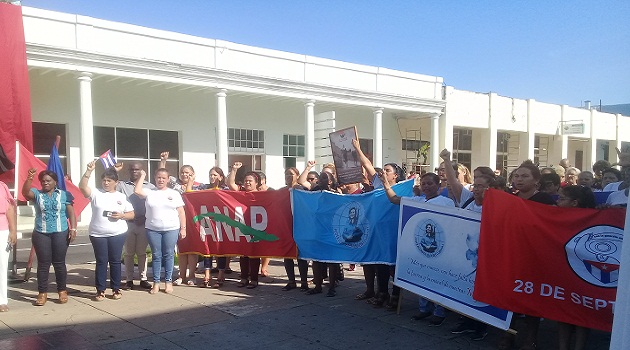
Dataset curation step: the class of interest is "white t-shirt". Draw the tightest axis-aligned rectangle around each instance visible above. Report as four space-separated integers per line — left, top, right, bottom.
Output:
603 181 623 192
410 194 456 208
89 190 134 237
606 189 629 206
459 188 483 213
145 188 185 231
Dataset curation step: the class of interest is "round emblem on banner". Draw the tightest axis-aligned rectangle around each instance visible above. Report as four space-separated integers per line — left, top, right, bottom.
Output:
414 219 445 258
565 225 623 288
332 201 370 249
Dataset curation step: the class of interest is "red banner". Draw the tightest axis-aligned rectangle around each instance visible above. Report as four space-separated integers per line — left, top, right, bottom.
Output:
0 3 33 184
182 189 296 258
474 189 625 332
16 143 89 217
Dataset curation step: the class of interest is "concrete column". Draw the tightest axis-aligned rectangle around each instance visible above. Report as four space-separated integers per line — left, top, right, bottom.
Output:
305 101 315 162
485 94 498 171
78 72 95 222
560 105 569 159
440 86 454 152
373 108 383 168
586 109 597 169
615 114 623 162
430 113 440 171
525 99 536 161
216 89 228 172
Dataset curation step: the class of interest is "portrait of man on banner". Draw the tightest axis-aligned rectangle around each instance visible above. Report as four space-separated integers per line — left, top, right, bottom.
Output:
329 126 363 185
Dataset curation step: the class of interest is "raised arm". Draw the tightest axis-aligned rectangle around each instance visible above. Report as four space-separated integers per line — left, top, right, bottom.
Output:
21 168 36 201
297 160 316 190
134 170 148 199
380 172 401 205
79 161 96 198
159 151 169 169
439 149 463 202
352 139 376 178
227 162 242 191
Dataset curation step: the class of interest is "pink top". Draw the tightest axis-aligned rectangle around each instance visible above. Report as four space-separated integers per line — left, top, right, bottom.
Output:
0 181 16 231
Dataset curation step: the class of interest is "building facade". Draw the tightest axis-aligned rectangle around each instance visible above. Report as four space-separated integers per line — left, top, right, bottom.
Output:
22 6 630 194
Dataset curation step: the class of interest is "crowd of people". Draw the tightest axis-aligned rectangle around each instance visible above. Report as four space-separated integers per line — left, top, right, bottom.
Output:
0 142 628 350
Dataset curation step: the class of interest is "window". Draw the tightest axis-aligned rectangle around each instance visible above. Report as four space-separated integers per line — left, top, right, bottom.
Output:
496 132 510 176
453 128 472 170
32 122 68 174
228 128 264 152
94 127 179 181
359 139 373 163
283 134 305 157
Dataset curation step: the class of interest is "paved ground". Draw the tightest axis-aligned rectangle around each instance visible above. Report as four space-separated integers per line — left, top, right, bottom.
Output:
0 229 612 349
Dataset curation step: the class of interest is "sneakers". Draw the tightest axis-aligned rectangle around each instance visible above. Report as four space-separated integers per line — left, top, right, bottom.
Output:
470 330 488 341
411 311 432 321
139 280 152 289
451 322 476 334
428 315 446 326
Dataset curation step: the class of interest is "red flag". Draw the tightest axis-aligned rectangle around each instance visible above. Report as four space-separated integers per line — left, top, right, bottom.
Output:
0 3 33 184
474 189 625 332
16 142 89 217
182 189 296 258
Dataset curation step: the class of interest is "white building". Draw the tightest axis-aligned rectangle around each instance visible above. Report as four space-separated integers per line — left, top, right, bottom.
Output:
22 6 630 193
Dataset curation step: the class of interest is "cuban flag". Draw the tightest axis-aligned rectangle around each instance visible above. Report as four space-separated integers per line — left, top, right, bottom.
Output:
583 260 620 284
99 149 116 169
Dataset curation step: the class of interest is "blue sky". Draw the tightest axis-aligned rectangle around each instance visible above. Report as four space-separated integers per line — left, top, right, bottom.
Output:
22 1 630 106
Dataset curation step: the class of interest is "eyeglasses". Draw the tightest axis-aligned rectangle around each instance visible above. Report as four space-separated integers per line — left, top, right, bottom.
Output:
307 177 317 181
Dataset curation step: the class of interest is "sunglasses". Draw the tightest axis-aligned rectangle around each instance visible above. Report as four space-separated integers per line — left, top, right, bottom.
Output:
307 177 318 181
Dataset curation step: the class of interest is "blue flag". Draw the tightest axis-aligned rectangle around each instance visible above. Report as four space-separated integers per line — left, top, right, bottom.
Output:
291 179 414 265
47 142 66 191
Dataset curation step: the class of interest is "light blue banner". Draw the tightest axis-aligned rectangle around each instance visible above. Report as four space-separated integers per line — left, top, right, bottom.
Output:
291 179 414 264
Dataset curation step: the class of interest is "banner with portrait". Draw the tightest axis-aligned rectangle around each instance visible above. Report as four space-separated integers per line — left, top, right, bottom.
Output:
395 197 513 330
292 179 414 264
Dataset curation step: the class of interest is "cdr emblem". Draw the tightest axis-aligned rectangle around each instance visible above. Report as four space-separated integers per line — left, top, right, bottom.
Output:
565 225 623 288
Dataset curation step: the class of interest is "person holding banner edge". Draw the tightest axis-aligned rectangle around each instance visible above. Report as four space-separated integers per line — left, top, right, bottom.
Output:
22 168 77 306
439 149 492 340
0 179 17 312
281 167 310 292
353 138 406 308
228 162 262 289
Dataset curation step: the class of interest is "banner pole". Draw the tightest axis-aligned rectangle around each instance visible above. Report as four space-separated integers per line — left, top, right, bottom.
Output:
610 193 630 349
13 140 19 200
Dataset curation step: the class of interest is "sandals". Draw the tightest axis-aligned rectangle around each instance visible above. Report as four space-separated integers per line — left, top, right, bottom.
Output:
186 279 196 286
112 290 122 300
172 278 183 286
236 279 248 288
58 290 69 304
94 291 105 302
213 278 225 288
282 283 297 291
199 279 212 288
355 292 375 300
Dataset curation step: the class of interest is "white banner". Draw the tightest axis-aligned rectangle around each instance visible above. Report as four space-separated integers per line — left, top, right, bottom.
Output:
394 197 512 330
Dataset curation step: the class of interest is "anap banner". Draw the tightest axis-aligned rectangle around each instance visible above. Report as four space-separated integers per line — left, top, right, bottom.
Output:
474 189 626 332
292 180 414 264
182 189 296 258
395 198 512 330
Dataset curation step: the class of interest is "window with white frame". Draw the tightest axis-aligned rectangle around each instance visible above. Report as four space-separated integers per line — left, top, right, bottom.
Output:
283 134 305 157
452 128 472 170
228 128 264 152
93 127 179 181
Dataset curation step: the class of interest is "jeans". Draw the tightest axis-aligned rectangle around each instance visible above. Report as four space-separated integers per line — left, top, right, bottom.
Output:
146 229 179 283
32 230 69 293
89 233 127 292
124 223 149 281
419 297 445 317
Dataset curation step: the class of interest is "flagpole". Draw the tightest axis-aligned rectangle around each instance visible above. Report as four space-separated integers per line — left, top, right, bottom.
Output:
13 140 19 200
610 193 630 349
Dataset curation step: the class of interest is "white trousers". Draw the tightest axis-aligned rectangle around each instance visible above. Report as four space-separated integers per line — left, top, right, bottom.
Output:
0 230 10 305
